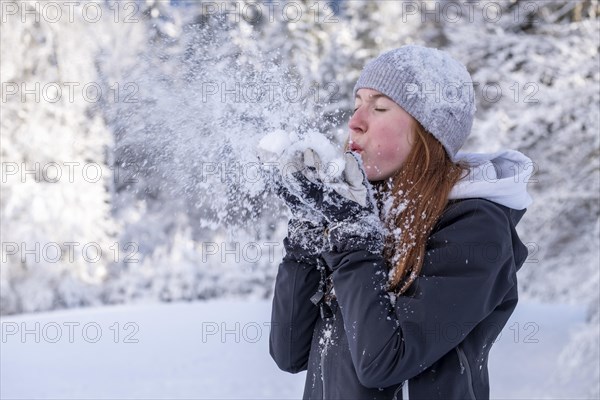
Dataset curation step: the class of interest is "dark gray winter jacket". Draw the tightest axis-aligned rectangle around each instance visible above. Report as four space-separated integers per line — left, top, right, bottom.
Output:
270 197 529 399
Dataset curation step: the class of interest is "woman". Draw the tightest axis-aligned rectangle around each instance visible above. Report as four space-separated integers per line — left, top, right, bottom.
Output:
269 45 533 399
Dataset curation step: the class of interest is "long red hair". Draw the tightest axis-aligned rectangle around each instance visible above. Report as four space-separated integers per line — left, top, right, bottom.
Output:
372 122 470 294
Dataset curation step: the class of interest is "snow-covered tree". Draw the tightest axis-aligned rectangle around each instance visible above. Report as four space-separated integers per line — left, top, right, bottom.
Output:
1 1 117 314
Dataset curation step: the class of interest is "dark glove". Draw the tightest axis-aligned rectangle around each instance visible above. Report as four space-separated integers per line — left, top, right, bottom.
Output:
267 151 327 257
282 150 384 254
283 218 327 261
276 179 324 225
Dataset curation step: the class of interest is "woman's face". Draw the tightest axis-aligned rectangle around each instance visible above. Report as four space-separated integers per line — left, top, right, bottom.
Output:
348 88 416 181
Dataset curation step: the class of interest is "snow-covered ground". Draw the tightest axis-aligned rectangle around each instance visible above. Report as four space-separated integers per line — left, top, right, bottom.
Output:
0 298 588 399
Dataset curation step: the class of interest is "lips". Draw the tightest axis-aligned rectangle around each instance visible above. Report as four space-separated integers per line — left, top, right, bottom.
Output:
349 142 363 153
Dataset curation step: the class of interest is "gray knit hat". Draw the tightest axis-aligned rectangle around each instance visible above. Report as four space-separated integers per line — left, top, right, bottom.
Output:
353 45 476 161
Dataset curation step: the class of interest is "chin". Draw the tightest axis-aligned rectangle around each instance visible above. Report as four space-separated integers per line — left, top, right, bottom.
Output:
364 163 390 182
367 169 394 182
365 169 382 182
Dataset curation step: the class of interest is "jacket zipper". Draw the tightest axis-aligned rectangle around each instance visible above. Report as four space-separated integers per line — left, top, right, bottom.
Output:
392 380 409 400
320 319 333 400
455 346 477 400
321 346 327 399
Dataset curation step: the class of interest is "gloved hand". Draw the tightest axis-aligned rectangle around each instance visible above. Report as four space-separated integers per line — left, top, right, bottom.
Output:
276 178 324 225
282 217 326 260
269 151 327 258
281 150 384 254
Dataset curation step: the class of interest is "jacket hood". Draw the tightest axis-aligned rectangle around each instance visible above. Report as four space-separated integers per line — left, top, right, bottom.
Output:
448 149 534 211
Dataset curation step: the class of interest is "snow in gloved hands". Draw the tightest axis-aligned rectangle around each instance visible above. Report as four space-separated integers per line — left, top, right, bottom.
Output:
257 129 378 220
257 129 345 182
257 129 385 256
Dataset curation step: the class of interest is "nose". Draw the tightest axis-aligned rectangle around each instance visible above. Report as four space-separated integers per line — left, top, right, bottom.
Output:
348 106 367 134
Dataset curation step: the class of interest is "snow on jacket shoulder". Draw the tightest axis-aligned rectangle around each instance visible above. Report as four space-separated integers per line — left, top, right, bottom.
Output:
270 198 528 399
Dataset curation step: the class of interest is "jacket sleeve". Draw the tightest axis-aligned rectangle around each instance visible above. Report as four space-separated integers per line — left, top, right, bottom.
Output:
269 236 321 373
321 199 526 388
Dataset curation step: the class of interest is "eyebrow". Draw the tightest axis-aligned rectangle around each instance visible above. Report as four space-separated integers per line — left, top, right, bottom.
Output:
354 93 388 101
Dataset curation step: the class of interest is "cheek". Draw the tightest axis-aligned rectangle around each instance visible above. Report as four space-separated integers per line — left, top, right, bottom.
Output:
368 128 411 171
378 146 404 169
375 130 407 156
